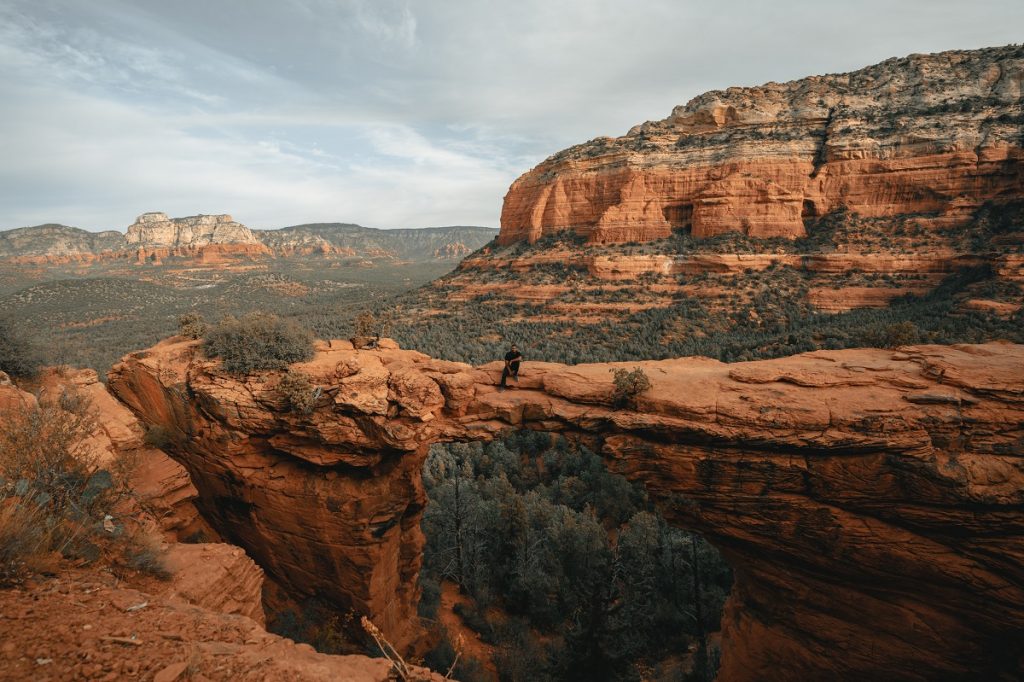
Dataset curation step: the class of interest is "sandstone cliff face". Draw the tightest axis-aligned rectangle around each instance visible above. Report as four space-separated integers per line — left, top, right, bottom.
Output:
0 369 448 680
107 339 439 652
500 45 1024 245
109 337 1024 680
31 368 210 541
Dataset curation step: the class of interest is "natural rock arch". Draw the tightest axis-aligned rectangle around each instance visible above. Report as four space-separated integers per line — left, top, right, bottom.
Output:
108 338 1024 681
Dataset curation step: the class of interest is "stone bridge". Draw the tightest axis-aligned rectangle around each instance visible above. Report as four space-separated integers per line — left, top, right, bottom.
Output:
107 338 1024 681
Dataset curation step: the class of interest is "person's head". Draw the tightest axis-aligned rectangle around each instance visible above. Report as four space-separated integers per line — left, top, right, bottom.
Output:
510 343 518 352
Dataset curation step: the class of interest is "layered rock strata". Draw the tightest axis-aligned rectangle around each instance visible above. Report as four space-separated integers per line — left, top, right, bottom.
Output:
126 212 261 248
109 337 1024 680
0 371 443 681
500 45 1024 245
33 368 210 541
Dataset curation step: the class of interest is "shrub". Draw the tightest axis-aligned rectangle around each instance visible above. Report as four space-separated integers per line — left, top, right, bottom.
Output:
0 496 61 585
279 370 319 414
57 387 91 416
609 367 652 407
120 531 172 580
0 404 107 584
0 317 43 379
177 311 208 340
878 321 921 348
203 313 314 374
354 311 377 338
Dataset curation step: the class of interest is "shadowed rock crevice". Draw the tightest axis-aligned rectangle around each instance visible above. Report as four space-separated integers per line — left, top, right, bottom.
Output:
107 338 1024 680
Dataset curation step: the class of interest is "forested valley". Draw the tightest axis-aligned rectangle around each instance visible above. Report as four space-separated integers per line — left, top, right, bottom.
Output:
418 433 732 682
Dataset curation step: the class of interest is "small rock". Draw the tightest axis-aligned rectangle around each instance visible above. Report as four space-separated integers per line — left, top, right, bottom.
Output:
154 661 189 682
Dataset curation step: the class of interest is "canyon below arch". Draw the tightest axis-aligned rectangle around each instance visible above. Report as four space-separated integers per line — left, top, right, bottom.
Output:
104 335 1024 681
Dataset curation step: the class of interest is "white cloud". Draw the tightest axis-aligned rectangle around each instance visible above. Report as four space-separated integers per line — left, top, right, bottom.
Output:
0 0 1022 230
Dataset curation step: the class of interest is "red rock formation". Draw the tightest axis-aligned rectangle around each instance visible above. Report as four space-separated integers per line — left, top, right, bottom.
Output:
107 340 434 652
163 543 266 624
500 46 1024 245
108 337 1024 679
0 367 450 680
33 368 210 541
0 552 443 681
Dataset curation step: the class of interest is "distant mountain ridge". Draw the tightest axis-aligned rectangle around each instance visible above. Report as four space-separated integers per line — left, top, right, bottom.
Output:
259 222 495 261
0 224 126 259
0 213 497 264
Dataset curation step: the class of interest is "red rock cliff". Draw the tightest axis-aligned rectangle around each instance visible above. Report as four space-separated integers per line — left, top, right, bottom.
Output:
108 337 1024 679
500 45 1024 244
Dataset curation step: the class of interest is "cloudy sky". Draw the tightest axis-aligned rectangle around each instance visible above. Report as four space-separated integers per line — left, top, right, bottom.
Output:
1 0 1021 231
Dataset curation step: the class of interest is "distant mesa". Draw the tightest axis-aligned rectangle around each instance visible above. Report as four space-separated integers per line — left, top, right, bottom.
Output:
499 44 1024 245
125 212 259 248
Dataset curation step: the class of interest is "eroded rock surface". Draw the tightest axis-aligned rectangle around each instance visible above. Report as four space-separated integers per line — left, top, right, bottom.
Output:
109 337 1024 679
500 45 1023 245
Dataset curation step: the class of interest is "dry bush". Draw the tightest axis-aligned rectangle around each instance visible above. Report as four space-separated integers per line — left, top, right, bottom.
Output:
203 313 314 374
0 496 64 585
278 370 319 414
0 396 154 584
0 404 107 584
177 311 208 340
361 616 414 681
118 529 171 580
0 404 101 512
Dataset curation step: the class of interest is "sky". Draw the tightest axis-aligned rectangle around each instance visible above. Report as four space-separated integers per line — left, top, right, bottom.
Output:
1 1 1021 232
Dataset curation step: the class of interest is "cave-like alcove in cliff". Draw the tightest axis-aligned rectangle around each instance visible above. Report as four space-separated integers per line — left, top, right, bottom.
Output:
663 202 695 231
801 199 817 220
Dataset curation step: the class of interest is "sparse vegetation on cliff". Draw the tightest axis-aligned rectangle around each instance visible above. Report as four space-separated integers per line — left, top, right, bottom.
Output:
177 311 207 339
203 313 314 374
0 403 114 584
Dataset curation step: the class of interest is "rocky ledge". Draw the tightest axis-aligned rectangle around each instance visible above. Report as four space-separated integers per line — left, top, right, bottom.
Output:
108 337 1024 680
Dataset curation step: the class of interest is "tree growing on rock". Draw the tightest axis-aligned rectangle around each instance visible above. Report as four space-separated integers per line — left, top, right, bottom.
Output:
609 367 652 407
353 308 398 349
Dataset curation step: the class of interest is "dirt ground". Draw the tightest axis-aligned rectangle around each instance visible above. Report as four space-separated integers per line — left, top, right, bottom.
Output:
0 565 411 682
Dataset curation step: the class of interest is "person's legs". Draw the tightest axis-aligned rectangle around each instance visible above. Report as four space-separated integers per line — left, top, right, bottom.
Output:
500 366 510 387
